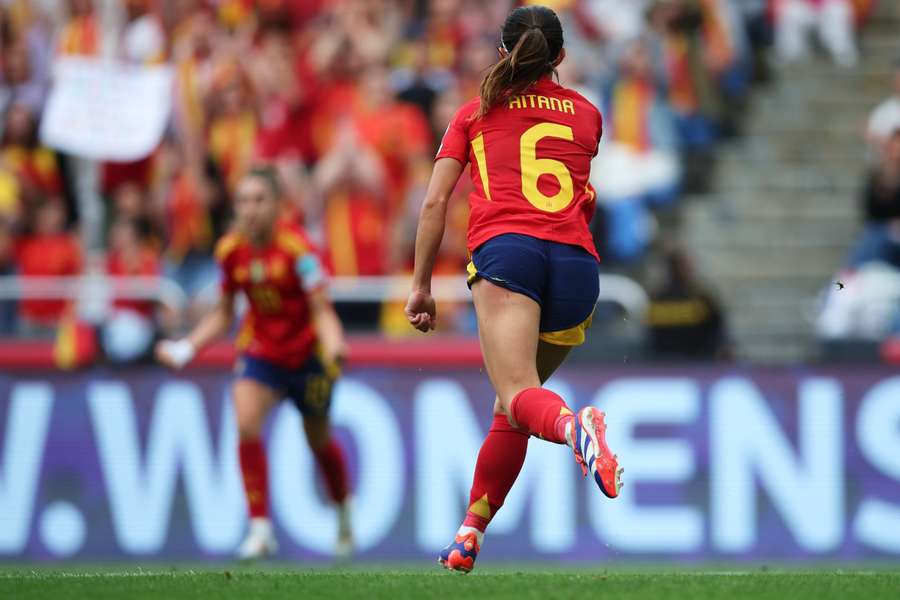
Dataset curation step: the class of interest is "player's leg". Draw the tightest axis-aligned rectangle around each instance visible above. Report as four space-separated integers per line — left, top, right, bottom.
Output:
441 344 573 572
302 413 353 557
296 359 353 558
233 374 281 559
303 415 350 506
440 280 574 572
540 241 622 500
472 278 575 443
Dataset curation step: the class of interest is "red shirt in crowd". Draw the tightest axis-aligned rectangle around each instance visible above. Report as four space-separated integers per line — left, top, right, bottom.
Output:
106 247 160 317
16 234 82 325
436 77 603 260
215 221 326 368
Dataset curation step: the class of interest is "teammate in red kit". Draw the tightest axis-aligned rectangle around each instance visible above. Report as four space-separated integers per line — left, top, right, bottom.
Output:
156 166 353 560
405 5 623 572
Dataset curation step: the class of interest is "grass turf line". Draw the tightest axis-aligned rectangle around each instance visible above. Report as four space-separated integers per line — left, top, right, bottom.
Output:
3 567 899 600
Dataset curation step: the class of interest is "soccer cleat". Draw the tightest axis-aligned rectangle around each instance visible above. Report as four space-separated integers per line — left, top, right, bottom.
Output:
571 407 623 498
236 517 279 560
335 499 354 560
438 532 480 573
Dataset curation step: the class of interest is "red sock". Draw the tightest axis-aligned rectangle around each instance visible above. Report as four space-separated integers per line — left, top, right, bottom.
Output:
462 414 529 532
509 387 574 445
313 439 350 503
239 439 269 518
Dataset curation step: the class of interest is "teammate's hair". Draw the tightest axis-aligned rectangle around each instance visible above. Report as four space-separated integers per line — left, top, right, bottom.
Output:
475 5 564 120
245 165 282 200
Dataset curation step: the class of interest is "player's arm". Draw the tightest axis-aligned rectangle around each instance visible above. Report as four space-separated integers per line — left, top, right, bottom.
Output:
308 287 347 372
405 157 465 332
155 292 235 370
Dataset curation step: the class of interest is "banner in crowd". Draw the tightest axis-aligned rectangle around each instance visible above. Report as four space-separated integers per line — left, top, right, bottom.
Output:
40 58 173 161
1 366 899 561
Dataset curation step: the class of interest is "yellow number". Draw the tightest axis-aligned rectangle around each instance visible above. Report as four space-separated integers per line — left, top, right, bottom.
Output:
471 132 492 201
249 285 282 313
519 122 574 213
471 122 575 213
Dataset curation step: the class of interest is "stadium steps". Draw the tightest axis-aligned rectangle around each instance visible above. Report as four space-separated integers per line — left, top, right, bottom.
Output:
680 9 899 364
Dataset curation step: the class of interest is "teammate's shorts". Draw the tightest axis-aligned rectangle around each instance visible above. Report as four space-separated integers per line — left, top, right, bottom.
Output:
236 353 338 417
467 233 599 346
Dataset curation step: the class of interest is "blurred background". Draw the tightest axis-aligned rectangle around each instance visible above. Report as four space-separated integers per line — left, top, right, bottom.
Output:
1 0 900 565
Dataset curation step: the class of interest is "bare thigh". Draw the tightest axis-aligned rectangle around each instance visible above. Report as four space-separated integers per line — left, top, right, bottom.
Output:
492 341 573 415
472 278 543 417
233 378 281 440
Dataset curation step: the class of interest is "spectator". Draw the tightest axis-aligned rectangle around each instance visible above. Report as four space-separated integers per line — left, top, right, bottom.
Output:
647 0 722 191
866 57 900 155
56 0 101 57
820 128 900 343
0 14 51 116
646 245 729 360
159 140 227 309
15 198 82 335
118 0 166 65
773 0 859 67
1 103 64 211
207 61 258 193
313 118 389 277
591 38 681 263
102 217 160 362
250 21 320 166
394 37 445 121
848 127 900 268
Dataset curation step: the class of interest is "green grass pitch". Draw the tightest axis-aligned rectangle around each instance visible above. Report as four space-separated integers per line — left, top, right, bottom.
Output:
3 566 899 600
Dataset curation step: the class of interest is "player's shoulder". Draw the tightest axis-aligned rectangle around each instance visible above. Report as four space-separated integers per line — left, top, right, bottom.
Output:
452 96 482 122
214 230 246 263
274 221 313 258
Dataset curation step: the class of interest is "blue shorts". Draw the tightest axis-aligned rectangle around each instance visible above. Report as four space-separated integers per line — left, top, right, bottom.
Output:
236 354 337 417
467 233 599 346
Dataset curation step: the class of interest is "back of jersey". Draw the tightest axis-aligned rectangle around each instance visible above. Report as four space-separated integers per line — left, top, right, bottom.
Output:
436 77 603 259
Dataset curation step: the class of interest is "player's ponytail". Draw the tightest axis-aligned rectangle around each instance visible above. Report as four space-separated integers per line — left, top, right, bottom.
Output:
475 5 564 120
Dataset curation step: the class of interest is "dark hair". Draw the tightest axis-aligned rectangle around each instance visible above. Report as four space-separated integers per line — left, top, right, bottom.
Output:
245 165 282 200
475 5 564 119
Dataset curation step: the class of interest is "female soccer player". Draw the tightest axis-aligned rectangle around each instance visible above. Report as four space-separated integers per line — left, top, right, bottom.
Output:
405 5 623 572
156 166 353 560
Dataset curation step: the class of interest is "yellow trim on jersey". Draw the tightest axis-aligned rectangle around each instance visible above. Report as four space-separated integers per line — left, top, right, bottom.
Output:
214 231 244 263
471 132 492 201
275 229 308 258
539 311 594 347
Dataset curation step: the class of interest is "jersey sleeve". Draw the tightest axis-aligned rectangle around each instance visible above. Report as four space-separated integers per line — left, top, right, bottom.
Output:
435 102 474 164
214 234 240 295
295 250 328 293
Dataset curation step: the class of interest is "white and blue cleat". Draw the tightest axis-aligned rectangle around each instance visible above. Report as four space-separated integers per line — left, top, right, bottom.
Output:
570 407 623 498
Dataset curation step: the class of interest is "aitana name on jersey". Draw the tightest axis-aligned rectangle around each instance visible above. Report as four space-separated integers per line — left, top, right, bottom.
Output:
508 94 576 115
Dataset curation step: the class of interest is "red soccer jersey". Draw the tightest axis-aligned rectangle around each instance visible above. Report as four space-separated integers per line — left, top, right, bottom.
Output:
215 221 327 369
435 77 602 260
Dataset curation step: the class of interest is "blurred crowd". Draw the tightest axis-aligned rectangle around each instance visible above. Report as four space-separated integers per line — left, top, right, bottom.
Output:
0 0 881 362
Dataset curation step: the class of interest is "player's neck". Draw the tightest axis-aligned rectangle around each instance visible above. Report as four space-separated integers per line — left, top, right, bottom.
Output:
248 230 273 248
